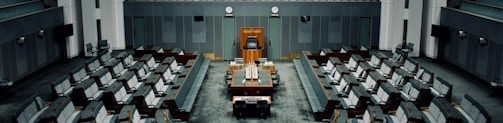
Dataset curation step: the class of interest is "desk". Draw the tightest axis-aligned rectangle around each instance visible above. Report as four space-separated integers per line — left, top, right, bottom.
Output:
232 96 272 104
242 49 263 63
228 63 274 96
232 96 271 118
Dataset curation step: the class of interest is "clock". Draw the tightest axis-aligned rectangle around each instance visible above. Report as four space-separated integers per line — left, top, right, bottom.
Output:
271 6 279 14
225 6 233 14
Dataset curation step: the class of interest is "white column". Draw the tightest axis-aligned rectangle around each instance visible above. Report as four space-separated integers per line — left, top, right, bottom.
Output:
379 0 394 50
100 0 126 50
58 0 80 58
423 0 447 59
392 0 405 52
82 0 98 56
99 0 112 51
114 0 126 50
406 0 423 57
380 0 405 51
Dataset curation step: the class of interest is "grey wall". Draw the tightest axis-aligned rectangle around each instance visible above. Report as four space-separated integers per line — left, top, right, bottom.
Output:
440 7 503 83
123 2 381 58
0 7 65 83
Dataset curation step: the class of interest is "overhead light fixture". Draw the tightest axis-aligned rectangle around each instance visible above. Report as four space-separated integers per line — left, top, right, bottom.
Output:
458 30 466 38
479 37 487 45
225 6 233 17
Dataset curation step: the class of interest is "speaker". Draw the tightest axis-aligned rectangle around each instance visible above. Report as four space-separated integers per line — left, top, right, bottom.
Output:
479 37 487 45
16 37 25 45
54 24 73 40
458 30 466 38
447 0 461 9
38 29 45 38
194 16 204 21
300 16 310 22
431 24 449 39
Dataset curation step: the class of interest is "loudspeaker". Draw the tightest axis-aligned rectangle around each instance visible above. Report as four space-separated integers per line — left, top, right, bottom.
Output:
300 16 310 22
17 37 25 45
458 30 466 38
479 37 487 45
447 0 461 9
431 24 449 40
194 16 204 21
38 29 45 38
54 24 73 41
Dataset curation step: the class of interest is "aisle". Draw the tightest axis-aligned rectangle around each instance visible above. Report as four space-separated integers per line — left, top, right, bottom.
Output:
189 61 313 122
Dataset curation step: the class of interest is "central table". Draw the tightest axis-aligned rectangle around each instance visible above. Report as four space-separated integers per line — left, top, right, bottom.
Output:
229 63 275 96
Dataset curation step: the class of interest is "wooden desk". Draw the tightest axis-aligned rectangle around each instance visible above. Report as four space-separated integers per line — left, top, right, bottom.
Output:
228 63 275 96
232 96 271 104
242 49 263 63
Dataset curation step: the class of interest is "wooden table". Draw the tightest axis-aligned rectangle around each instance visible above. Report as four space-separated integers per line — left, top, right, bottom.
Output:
232 96 272 104
228 63 275 96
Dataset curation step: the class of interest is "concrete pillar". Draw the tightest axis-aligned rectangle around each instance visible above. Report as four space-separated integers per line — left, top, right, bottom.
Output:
81 0 99 56
58 0 80 58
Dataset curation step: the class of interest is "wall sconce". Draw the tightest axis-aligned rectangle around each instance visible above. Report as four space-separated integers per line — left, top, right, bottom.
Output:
300 16 310 22
38 29 45 38
479 37 487 45
458 30 466 38
17 37 25 45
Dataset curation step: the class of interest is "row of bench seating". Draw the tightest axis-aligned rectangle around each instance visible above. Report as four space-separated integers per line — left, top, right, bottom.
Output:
295 47 491 122
16 47 208 122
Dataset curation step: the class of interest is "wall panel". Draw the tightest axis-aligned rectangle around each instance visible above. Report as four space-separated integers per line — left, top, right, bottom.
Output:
123 2 382 58
440 8 503 82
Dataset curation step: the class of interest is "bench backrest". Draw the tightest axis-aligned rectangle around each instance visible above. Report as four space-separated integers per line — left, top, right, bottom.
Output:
80 101 114 122
433 77 452 98
40 97 79 123
459 94 491 123
396 101 423 122
118 105 141 123
129 62 148 79
140 54 156 69
338 74 358 94
52 75 72 97
348 54 365 69
107 59 125 76
350 86 370 108
364 71 386 91
355 62 375 79
70 64 88 83
86 57 101 72
118 71 140 91
93 68 114 87
115 52 135 67
16 95 46 123
415 66 434 85
363 106 385 123
145 74 167 94
403 57 419 73
99 51 112 64
133 86 156 108
390 69 413 87
377 82 400 104
103 82 129 105
380 60 399 76
369 52 388 67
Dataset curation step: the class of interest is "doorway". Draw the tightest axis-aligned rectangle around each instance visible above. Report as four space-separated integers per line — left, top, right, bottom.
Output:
133 17 146 48
359 17 371 47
